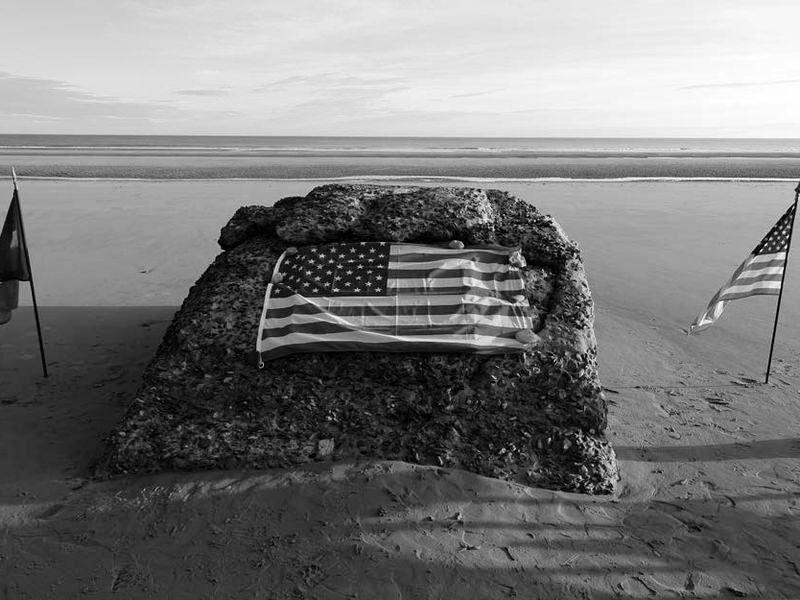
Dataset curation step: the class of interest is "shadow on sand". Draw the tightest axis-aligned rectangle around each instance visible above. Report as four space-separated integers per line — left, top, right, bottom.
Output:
615 437 800 462
2 461 799 599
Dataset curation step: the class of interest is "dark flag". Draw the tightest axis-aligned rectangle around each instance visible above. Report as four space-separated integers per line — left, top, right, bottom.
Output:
0 189 30 324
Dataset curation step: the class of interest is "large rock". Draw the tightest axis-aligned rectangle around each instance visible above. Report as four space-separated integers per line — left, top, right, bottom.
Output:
102 185 618 494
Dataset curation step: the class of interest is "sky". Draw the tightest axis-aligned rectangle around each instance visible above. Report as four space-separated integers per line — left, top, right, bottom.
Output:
1 0 800 137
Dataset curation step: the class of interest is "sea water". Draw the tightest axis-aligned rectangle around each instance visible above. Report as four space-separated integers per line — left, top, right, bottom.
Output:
2 135 800 180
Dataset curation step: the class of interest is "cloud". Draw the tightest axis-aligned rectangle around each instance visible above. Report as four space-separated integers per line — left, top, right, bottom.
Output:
253 73 404 93
0 72 240 132
0 72 178 121
450 89 505 99
175 88 230 96
680 78 800 90
6 1 800 136
246 72 409 125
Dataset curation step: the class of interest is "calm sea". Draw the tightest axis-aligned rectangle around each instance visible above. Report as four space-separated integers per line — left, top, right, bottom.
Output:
3 135 800 180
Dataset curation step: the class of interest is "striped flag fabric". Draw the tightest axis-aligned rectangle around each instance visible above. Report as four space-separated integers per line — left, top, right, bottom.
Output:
688 202 796 334
256 242 536 362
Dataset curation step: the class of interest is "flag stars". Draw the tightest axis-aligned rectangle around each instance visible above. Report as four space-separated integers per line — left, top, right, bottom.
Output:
272 241 390 298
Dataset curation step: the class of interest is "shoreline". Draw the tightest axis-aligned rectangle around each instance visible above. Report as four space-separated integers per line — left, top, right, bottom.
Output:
6 154 800 181
4 175 800 183
8 149 800 158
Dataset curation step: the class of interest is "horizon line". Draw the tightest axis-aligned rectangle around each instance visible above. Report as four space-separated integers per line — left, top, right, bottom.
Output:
3 133 800 140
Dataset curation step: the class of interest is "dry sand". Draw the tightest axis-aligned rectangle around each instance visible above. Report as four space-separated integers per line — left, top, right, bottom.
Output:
2 180 800 598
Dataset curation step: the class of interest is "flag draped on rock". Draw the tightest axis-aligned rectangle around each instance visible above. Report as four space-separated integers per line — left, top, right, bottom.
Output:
0 189 30 324
688 203 796 334
256 242 535 362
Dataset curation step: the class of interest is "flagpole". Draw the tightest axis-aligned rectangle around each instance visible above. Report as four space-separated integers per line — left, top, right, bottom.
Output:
10 168 48 378
764 181 800 384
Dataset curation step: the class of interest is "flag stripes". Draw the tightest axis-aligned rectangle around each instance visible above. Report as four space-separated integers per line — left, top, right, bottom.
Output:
257 331 526 362
264 298 528 320
689 204 796 334
717 253 786 298
388 276 523 292
257 242 535 361
263 303 530 332
391 246 512 260
387 266 519 280
262 321 524 339
264 292 522 311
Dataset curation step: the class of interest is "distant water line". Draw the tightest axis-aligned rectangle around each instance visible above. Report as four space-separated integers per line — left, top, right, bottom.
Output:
3 134 800 180
6 175 800 184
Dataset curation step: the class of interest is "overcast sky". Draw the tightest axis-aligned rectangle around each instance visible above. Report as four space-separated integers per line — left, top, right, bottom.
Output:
2 0 799 137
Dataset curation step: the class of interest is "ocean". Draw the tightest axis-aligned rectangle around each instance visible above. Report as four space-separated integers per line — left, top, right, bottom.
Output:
3 135 800 181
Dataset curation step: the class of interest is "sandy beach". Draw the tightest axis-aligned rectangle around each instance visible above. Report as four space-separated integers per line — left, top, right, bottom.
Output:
2 179 800 598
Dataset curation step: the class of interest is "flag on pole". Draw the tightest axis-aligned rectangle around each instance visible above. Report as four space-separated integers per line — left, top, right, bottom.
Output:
256 242 536 362
688 203 796 334
0 188 30 324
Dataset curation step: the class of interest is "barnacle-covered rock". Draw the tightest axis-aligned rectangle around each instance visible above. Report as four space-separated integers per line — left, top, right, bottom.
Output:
102 184 617 494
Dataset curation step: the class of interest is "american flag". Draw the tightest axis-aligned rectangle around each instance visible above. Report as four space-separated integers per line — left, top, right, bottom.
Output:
256 242 536 362
688 203 797 334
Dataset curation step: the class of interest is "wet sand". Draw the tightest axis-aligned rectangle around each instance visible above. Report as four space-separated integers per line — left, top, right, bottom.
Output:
6 154 800 179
